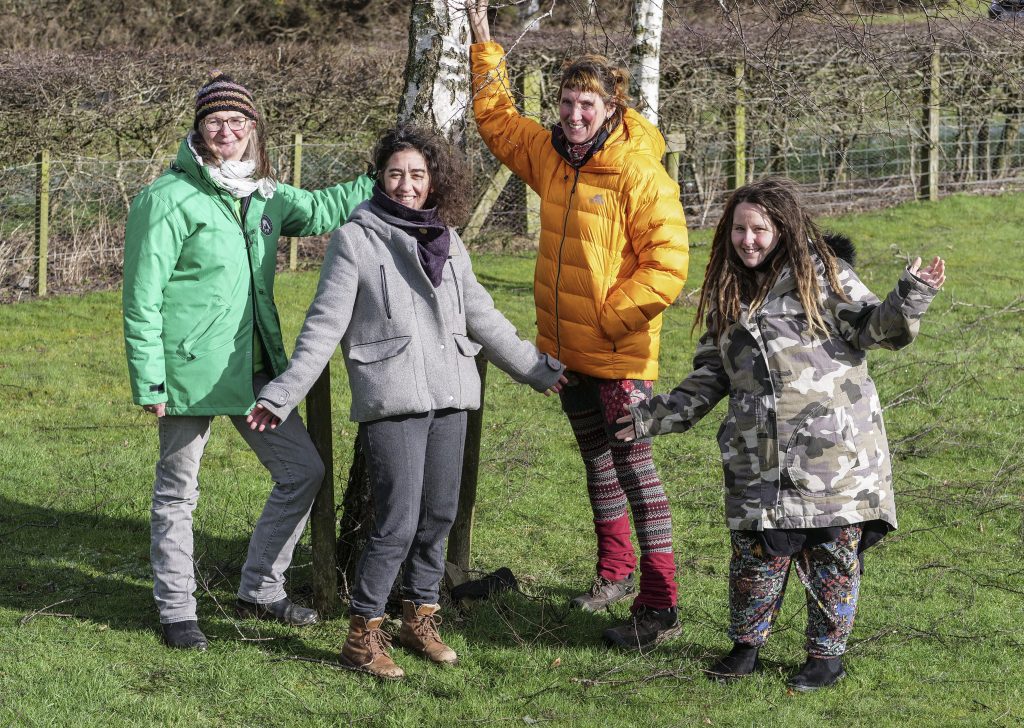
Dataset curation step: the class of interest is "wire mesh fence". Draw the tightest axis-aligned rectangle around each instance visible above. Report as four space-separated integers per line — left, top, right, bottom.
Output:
4 36 1024 301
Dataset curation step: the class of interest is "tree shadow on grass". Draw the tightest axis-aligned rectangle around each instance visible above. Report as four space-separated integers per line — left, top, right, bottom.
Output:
0 494 339 663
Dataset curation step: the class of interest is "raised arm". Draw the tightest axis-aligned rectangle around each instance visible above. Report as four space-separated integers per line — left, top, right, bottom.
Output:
466 0 491 43
830 256 945 351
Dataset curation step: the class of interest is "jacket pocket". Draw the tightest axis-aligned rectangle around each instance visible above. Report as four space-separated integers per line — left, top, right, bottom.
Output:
379 266 392 319
783 398 863 498
346 335 414 417
348 335 410 364
717 393 762 505
177 297 232 361
453 333 482 357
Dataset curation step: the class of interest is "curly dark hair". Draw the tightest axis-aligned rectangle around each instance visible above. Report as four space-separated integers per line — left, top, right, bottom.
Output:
371 125 471 228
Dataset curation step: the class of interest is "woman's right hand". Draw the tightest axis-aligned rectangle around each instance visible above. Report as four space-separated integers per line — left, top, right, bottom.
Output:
246 403 280 432
142 403 166 418
466 0 491 43
614 414 636 442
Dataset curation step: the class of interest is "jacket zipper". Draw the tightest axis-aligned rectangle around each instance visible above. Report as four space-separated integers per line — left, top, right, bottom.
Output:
448 259 461 314
554 166 580 360
237 193 278 374
379 265 392 319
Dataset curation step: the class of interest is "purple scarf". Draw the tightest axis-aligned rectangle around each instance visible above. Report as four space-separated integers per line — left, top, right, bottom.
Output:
371 185 450 287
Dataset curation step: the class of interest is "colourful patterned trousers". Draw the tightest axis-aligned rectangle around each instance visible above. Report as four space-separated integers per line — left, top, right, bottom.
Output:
559 373 677 610
728 526 862 657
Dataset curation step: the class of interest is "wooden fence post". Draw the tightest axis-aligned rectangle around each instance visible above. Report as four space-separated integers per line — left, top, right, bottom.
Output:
447 354 487 570
523 69 542 244
463 165 512 240
731 61 746 190
290 133 303 270
920 44 940 201
306 366 339 617
36 150 49 297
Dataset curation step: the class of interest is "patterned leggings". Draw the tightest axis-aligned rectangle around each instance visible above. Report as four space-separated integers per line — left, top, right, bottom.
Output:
728 526 862 657
559 373 677 610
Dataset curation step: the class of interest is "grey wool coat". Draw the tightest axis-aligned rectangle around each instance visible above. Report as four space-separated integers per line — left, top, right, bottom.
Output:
256 200 564 423
630 257 939 532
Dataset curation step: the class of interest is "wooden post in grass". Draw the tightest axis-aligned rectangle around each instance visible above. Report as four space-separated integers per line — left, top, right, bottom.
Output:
306 366 338 616
523 69 542 244
290 133 303 271
463 165 512 240
920 44 941 202
35 149 49 297
730 61 746 190
447 354 487 569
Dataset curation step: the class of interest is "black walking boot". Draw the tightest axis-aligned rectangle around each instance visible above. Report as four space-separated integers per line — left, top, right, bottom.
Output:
787 655 846 692
706 643 761 683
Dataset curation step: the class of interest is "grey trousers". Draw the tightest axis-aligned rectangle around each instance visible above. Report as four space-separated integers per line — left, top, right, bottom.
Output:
349 409 467 618
150 376 325 624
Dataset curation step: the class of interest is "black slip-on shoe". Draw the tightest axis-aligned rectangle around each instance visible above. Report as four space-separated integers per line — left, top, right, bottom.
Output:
235 596 320 627
787 656 846 692
705 643 761 683
161 620 208 650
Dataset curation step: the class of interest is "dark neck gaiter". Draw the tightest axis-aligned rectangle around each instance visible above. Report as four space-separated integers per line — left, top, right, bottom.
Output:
371 185 451 287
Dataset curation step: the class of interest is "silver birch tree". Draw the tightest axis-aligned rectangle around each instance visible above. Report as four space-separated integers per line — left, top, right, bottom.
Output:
397 0 472 143
629 0 665 125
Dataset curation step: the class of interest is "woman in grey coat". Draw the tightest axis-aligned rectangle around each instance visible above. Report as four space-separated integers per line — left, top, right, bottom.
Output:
247 125 566 680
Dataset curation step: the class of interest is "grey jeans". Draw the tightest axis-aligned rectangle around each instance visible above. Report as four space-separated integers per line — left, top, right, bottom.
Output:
151 376 325 624
349 408 467 618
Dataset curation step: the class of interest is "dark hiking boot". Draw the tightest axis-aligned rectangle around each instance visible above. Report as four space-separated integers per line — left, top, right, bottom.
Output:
602 605 680 651
570 573 635 612
706 643 761 683
161 620 208 651
787 656 846 692
235 596 319 627
339 615 405 680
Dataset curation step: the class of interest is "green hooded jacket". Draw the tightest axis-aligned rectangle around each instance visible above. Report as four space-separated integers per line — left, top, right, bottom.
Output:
123 136 372 415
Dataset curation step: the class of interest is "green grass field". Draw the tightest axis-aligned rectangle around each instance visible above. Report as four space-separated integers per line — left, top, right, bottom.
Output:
1 192 1022 727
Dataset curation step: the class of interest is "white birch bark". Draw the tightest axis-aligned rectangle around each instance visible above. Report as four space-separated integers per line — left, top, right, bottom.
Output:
629 0 664 126
398 0 471 145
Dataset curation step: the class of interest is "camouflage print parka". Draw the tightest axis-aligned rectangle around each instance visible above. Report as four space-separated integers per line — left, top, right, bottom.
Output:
630 256 939 531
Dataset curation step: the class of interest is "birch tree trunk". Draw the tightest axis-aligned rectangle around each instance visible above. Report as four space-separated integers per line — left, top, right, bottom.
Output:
335 0 476 598
629 0 664 126
397 0 471 143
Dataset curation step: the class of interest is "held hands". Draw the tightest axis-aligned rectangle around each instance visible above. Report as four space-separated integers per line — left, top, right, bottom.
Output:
614 414 636 442
543 373 569 397
142 403 166 418
909 256 946 289
465 0 491 43
246 403 281 432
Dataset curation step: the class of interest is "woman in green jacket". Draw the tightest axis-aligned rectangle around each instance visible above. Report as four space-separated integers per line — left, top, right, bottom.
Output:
122 71 372 650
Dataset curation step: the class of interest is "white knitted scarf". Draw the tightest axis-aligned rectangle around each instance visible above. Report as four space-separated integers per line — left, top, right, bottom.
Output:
187 132 276 199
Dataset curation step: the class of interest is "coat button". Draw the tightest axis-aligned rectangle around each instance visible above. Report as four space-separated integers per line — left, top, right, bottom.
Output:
440 344 445 350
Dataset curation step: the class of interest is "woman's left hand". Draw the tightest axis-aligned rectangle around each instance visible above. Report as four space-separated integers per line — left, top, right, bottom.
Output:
246 403 280 432
910 256 946 289
543 373 569 396
614 414 636 442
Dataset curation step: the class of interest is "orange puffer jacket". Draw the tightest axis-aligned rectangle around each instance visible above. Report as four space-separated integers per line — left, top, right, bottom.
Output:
471 41 689 380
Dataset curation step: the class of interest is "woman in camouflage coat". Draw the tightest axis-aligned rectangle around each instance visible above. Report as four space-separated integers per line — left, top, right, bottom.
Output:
616 177 945 691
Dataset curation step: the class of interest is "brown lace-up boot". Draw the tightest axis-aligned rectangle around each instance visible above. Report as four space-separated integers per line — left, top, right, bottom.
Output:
339 615 405 680
398 601 458 665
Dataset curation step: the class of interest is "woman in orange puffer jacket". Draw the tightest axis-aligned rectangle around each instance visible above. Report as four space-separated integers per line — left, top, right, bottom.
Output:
467 0 690 651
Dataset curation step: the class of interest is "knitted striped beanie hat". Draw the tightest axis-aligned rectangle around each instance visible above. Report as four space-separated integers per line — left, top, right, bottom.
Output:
194 71 258 130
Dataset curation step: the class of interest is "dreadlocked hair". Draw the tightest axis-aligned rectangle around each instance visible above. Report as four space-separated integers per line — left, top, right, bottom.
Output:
694 177 850 343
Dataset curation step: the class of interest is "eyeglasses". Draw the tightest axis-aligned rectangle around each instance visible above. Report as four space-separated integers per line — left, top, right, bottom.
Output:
202 117 250 132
